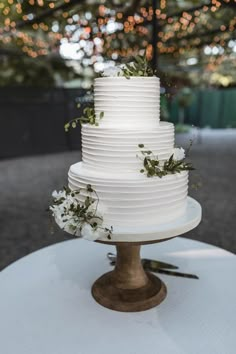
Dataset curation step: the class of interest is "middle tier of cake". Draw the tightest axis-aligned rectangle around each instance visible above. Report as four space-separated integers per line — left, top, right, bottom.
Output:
82 121 174 171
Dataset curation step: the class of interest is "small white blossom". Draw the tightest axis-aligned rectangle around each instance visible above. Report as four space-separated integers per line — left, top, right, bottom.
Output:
52 190 66 199
49 188 112 241
81 223 101 241
102 66 122 77
173 147 185 161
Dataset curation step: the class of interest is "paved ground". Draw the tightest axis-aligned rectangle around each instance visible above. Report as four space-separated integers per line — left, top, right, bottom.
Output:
0 129 235 270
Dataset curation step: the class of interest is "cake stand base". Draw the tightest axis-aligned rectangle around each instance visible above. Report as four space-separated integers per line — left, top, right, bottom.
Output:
91 244 167 312
89 198 201 312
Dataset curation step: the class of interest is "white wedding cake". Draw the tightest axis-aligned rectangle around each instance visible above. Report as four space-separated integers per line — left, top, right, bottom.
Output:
67 76 189 233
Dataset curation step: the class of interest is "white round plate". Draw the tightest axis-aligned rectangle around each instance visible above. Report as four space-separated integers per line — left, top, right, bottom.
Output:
98 197 202 243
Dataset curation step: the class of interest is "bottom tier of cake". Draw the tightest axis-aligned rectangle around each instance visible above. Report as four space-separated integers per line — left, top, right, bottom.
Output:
68 162 188 231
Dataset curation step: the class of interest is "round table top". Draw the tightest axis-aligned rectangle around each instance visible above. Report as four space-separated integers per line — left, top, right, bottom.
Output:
0 237 235 354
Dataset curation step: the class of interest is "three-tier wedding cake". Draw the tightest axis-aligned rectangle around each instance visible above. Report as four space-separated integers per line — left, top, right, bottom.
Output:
67 76 189 234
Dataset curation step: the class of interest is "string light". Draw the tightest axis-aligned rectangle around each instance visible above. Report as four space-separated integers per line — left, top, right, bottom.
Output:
160 0 166 10
0 0 234 66
4 18 10 26
148 7 153 16
37 0 44 6
160 13 167 20
3 6 10 15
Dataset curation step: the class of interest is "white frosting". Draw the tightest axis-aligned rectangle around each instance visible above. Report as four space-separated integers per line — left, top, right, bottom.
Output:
82 121 174 171
68 162 188 229
94 77 160 129
67 76 189 233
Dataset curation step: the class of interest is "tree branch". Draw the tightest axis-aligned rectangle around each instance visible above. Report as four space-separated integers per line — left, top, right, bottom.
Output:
163 32 236 54
165 23 235 43
141 0 235 28
15 0 143 29
0 48 24 56
16 0 85 28
122 0 143 17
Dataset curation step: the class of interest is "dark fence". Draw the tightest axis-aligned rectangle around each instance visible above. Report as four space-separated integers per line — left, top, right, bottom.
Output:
0 88 85 159
0 87 235 159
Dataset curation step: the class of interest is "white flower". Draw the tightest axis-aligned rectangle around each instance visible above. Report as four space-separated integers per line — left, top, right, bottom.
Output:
173 147 185 161
52 190 66 199
50 189 79 230
102 66 122 77
50 205 68 229
50 188 112 240
81 223 101 241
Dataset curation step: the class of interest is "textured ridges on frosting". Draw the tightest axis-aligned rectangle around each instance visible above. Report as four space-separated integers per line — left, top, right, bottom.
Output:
66 76 190 230
81 121 174 171
94 77 160 129
68 162 188 228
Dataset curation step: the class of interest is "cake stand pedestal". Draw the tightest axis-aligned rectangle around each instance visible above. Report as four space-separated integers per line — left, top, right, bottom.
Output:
92 197 202 312
92 241 168 312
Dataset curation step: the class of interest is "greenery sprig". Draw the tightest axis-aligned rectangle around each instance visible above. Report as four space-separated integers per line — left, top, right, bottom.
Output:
50 184 112 239
163 154 195 174
119 55 155 79
138 144 195 178
64 105 104 132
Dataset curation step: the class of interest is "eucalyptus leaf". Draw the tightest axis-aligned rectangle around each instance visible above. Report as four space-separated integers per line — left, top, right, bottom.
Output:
138 146 195 178
121 55 154 78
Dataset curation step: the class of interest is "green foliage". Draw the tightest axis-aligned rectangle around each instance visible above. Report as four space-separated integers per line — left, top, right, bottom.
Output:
50 184 113 239
119 55 155 79
64 105 104 131
0 1 235 87
163 154 195 174
138 145 194 178
0 55 77 87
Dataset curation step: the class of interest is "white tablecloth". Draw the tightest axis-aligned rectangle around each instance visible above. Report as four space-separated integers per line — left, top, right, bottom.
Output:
0 237 235 354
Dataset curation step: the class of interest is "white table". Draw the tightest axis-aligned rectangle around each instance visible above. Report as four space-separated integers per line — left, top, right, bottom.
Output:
0 237 235 354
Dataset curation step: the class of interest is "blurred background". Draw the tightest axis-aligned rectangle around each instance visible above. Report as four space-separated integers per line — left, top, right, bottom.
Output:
0 0 236 269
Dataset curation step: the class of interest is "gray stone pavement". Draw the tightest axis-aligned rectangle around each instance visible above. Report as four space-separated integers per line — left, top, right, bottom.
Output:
0 129 235 270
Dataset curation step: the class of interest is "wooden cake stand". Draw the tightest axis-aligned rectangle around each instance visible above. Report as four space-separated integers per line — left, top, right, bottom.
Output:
91 197 202 312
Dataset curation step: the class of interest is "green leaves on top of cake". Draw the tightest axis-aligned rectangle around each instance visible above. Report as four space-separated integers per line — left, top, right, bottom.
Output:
119 55 155 79
138 145 195 178
64 105 104 132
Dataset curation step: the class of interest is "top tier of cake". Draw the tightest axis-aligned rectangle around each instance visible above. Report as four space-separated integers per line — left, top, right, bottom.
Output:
94 77 160 129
